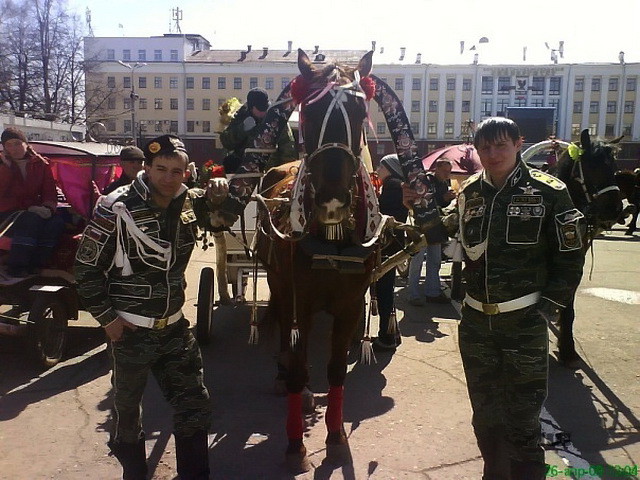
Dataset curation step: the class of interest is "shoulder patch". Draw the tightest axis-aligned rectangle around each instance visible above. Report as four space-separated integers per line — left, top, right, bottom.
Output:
530 170 566 190
460 172 482 191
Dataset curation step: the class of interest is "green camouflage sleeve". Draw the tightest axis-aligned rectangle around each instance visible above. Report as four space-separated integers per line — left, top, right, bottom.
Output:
541 188 585 308
219 116 250 152
267 125 298 167
74 204 119 326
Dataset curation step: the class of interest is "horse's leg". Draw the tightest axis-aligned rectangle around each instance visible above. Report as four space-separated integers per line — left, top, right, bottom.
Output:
626 202 639 235
558 296 580 367
324 300 362 465
212 231 232 304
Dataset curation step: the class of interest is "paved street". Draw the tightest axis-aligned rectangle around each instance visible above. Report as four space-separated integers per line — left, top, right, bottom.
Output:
0 225 638 480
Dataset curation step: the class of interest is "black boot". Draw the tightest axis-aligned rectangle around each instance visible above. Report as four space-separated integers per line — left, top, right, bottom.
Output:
476 432 510 480
108 437 148 480
175 430 210 479
510 459 546 480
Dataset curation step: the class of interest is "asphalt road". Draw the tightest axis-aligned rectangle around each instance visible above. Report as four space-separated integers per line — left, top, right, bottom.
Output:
0 225 638 480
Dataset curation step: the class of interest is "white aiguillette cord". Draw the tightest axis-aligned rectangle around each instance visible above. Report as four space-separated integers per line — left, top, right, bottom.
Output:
112 202 172 276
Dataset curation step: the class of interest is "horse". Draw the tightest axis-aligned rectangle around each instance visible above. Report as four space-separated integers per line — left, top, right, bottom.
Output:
614 169 640 235
523 129 623 367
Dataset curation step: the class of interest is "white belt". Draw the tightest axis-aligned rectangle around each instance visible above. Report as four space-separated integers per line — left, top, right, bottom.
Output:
464 292 541 315
116 309 183 330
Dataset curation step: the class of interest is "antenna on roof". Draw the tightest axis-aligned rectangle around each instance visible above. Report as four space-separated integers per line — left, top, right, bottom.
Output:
172 7 183 34
86 8 94 37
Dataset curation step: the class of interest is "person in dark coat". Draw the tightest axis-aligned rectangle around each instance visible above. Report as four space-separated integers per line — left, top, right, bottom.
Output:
103 146 145 194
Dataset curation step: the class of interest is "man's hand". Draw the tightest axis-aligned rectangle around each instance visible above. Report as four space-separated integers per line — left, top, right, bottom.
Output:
536 298 562 324
104 316 137 342
443 188 457 204
27 205 52 219
207 177 229 205
401 182 432 211
242 116 256 132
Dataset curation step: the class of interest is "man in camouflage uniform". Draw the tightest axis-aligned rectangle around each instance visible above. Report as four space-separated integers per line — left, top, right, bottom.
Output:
457 118 585 480
75 135 213 480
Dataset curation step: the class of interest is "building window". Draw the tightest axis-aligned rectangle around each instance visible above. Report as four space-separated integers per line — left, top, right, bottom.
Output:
170 121 178 133
591 78 601 91
203 121 211 133
623 124 632 136
187 121 194 132
170 77 178 89
376 143 386 155
462 100 470 112
462 78 471 91
532 77 544 94
154 77 162 89
281 77 290 90
218 98 225 107
411 122 419 133
412 78 421 90
154 50 162 61
481 76 494 94
549 77 561 95
138 98 147 109
429 77 438 91
107 76 115 88
624 101 634 113
548 99 559 110
531 99 544 107
170 50 178 61
217 77 226 89
170 98 178 110
626 77 636 91
138 50 146 61
154 121 163 133
106 119 116 132
572 124 581 136
186 98 194 110
250 77 258 89
514 98 526 107
411 101 420 112
607 101 617 113
265 77 274 90
124 119 132 132
186 77 194 89
427 123 437 135
573 102 583 113
605 124 615 136
154 98 163 110
123 49 131 61
497 99 509 115
395 78 404 90
446 78 455 91
482 99 492 116
446 100 454 112
444 123 454 135
428 100 438 112
123 77 131 89
376 122 386 134
107 97 116 109
107 49 115 60
202 98 211 110
498 76 510 94
124 98 131 110
575 77 584 92
202 77 210 89
234 77 242 89
589 101 599 113
138 77 146 89
608 77 619 91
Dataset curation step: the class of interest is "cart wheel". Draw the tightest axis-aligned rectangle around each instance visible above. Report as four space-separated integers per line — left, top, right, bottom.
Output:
28 295 68 369
197 267 215 345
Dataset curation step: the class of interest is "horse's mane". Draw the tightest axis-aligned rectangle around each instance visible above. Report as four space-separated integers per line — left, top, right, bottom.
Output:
556 136 619 180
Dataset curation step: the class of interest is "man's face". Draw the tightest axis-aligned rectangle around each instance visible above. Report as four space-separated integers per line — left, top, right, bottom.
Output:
251 106 267 119
434 162 452 182
121 158 143 179
3 139 28 159
144 155 187 204
476 134 522 183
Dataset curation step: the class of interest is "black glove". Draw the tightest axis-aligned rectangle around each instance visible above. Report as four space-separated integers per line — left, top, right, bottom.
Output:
536 297 562 324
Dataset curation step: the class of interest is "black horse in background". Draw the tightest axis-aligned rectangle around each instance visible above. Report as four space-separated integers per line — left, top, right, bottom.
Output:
614 169 640 235
551 129 623 366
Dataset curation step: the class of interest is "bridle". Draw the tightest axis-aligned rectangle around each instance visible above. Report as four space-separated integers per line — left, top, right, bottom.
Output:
569 154 619 206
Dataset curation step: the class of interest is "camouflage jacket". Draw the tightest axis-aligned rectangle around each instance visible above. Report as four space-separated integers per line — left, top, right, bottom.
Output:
74 174 211 326
458 161 585 309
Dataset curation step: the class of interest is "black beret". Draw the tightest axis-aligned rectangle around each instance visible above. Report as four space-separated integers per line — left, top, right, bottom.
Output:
1 127 28 145
143 135 187 161
247 88 270 112
119 146 145 162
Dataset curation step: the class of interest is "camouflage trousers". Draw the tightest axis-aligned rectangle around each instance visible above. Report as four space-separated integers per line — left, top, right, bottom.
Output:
458 304 548 467
109 317 212 444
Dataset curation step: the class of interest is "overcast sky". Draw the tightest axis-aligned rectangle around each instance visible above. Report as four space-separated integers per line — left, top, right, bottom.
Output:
70 0 640 65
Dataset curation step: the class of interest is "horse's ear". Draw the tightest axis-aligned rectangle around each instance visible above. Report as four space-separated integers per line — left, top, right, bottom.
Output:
580 129 591 151
298 49 315 79
610 135 624 144
357 50 374 78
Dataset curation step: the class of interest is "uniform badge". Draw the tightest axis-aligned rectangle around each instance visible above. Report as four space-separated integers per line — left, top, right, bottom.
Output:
520 184 540 195
555 208 585 251
76 238 100 265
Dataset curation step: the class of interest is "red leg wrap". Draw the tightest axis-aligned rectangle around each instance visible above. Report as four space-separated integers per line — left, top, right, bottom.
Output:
286 393 304 440
325 385 344 433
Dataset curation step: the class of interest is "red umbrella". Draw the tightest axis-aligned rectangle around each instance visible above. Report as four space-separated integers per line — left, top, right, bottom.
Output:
421 143 483 175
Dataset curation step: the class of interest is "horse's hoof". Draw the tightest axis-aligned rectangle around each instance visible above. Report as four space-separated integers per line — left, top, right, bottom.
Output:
625 229 635 236
273 378 287 396
325 433 352 466
558 352 582 369
285 445 311 473
302 387 315 413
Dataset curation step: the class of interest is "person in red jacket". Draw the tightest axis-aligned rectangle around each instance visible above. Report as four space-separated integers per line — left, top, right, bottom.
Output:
0 127 65 277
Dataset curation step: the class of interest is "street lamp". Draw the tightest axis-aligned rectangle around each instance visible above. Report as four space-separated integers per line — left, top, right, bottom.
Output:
118 60 146 146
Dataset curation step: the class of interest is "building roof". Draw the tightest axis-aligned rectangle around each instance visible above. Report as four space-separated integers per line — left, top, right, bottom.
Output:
188 48 370 65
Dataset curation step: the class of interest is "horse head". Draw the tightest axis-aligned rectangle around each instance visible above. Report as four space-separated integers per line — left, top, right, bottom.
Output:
293 49 373 231
558 129 623 231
